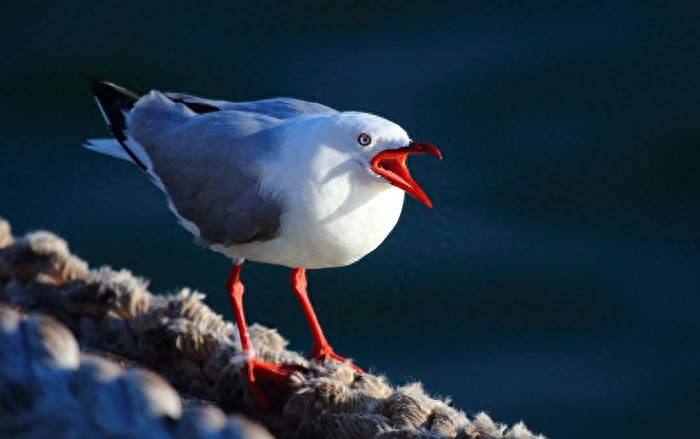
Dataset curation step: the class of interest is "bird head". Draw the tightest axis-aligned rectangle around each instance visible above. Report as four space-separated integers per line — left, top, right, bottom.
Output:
323 112 442 207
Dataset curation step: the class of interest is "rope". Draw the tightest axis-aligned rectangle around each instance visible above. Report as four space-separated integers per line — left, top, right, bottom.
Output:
0 217 545 439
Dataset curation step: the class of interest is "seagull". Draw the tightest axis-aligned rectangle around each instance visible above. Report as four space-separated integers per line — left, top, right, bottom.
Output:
85 79 441 408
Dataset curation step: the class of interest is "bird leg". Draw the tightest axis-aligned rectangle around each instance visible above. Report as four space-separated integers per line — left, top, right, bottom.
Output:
290 268 364 374
226 264 302 409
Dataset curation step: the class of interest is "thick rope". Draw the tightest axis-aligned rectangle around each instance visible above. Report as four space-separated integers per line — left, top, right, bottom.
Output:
0 217 545 439
0 304 273 439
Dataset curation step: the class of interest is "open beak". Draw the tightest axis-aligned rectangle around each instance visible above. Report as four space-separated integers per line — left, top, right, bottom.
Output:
370 141 442 208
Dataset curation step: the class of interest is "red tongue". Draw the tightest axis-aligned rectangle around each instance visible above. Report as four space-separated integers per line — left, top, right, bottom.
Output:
370 141 442 208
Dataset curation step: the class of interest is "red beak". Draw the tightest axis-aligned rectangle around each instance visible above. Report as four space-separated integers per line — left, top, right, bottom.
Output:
370 141 442 208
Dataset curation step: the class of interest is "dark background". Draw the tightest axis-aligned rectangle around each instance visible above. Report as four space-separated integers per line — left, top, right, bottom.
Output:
2 2 699 438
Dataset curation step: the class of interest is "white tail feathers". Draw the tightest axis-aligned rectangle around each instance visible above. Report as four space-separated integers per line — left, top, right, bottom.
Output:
84 137 166 191
84 139 131 161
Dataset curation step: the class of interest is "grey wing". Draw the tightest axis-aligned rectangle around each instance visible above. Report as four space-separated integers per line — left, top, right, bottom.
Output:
165 92 338 120
127 92 285 246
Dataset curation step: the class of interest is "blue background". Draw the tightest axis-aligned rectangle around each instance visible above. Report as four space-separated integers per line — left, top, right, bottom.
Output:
2 2 699 438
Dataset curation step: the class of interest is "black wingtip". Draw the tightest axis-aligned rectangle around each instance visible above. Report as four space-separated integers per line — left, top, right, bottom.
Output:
169 97 220 114
88 78 142 142
91 79 142 105
87 77 152 177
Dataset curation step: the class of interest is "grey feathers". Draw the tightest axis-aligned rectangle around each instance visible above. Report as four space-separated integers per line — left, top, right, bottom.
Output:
129 92 284 246
164 93 337 120
88 82 337 247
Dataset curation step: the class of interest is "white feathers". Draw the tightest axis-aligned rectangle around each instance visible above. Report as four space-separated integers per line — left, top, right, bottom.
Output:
84 138 131 161
93 96 110 125
84 136 166 192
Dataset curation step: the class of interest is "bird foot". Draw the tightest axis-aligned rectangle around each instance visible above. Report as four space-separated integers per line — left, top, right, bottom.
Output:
308 345 364 374
245 358 304 410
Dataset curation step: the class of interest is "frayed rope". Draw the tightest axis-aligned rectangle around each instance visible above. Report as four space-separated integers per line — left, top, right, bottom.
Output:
0 217 545 439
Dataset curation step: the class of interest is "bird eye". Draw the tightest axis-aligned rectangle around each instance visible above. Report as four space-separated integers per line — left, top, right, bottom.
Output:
357 133 372 146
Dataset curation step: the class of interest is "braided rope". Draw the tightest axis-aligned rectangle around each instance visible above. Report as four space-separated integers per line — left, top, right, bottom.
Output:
0 218 545 439
0 304 271 439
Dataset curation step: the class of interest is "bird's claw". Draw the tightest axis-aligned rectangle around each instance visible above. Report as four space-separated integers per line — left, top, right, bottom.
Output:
245 358 304 410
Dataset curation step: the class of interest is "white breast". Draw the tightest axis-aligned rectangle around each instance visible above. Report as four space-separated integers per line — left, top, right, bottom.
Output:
213 137 405 269
271 177 405 269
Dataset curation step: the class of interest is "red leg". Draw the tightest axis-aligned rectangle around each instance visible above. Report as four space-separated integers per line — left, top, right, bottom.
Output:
227 264 301 409
290 268 363 374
